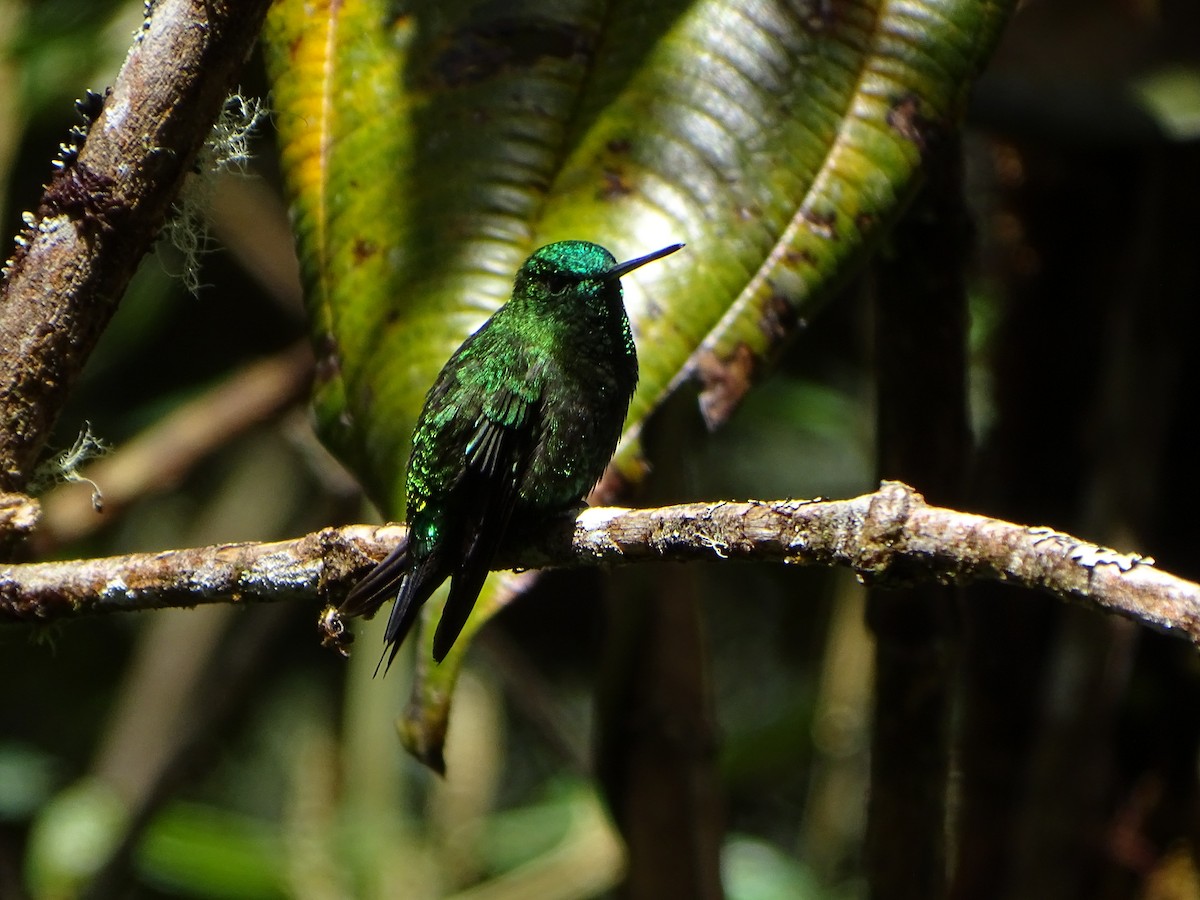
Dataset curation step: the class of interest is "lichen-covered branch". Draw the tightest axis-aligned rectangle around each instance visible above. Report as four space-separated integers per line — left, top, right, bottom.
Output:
0 492 40 546
2 483 1194 649
0 0 273 492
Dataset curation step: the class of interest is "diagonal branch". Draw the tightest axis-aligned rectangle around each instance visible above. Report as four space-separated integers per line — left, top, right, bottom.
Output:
33 343 313 552
2 483 1195 651
0 0 274 492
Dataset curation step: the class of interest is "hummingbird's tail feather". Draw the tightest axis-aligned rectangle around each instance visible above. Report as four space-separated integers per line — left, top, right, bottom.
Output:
430 452 526 662
340 538 410 620
431 559 492 663
379 551 449 674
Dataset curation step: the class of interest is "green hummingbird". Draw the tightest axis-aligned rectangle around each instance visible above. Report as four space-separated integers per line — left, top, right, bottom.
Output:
340 240 683 668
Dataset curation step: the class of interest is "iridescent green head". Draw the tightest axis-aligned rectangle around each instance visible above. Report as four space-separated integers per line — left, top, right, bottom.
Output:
513 240 683 308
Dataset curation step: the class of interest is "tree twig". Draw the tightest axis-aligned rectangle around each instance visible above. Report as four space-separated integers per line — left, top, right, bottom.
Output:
0 0 274 492
2 483 1193 648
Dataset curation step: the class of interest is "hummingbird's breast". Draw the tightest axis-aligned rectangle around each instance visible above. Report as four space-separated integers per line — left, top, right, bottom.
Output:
518 323 636 511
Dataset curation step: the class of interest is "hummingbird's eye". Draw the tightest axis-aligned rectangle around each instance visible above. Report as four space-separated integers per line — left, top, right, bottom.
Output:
544 272 572 296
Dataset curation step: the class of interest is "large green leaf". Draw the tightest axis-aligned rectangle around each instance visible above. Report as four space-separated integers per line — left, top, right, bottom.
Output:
263 0 1014 764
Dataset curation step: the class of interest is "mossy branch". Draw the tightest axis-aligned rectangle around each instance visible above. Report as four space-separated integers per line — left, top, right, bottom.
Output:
0 0 273 492
2 483 1194 651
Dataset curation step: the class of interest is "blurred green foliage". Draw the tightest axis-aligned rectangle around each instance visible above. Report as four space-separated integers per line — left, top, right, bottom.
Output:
7 0 1199 898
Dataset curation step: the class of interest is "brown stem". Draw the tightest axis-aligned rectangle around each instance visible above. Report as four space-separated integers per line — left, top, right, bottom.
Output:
1 485 1191 647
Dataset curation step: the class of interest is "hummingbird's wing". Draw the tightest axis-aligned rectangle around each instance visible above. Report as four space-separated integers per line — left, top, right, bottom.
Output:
430 381 539 661
339 337 543 669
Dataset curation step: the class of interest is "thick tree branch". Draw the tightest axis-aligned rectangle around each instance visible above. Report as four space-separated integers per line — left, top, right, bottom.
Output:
0 0 273 491
1 483 1192 649
0 492 40 543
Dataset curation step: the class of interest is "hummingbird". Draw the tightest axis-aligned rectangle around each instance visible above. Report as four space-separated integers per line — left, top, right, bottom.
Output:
340 240 683 669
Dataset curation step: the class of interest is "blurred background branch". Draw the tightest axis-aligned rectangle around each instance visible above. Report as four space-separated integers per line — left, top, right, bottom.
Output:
31 342 312 553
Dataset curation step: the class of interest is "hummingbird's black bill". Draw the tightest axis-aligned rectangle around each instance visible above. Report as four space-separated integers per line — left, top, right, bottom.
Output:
607 243 684 279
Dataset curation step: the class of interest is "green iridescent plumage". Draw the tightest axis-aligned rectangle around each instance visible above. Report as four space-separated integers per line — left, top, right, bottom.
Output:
341 240 683 667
